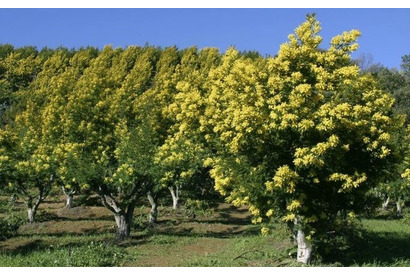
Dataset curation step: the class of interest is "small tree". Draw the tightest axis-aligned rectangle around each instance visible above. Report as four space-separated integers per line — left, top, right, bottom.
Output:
369 56 410 212
0 126 55 223
0 48 56 223
51 46 162 240
156 47 221 210
398 126 410 212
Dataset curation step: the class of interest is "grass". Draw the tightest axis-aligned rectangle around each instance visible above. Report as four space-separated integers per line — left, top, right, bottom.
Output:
348 218 410 266
0 195 409 267
0 239 128 267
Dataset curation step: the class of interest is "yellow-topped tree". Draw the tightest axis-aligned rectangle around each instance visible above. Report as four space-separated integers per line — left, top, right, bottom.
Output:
199 14 404 263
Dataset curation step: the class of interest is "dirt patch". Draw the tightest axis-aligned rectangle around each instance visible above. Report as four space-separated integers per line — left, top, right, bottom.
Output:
151 220 249 238
55 206 112 220
124 237 228 267
18 220 114 236
0 237 46 253
182 237 227 256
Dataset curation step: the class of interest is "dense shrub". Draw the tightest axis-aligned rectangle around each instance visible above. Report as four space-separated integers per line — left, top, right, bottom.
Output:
0 213 25 240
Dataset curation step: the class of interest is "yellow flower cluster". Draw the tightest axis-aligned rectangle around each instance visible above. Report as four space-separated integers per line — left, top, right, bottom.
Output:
282 213 296 222
261 227 270 236
402 169 410 181
293 135 339 168
286 200 302 211
328 172 367 192
266 165 299 193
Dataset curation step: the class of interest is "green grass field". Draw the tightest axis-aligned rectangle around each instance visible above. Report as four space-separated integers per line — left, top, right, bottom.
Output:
0 196 409 267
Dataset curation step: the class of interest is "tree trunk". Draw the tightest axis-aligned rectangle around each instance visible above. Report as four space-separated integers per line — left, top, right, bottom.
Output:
114 213 131 241
27 197 41 224
62 187 75 209
9 194 16 206
169 186 179 210
98 186 137 241
295 217 313 264
382 196 390 210
27 207 35 224
396 199 403 216
147 192 158 224
296 229 313 264
65 194 74 209
113 204 135 241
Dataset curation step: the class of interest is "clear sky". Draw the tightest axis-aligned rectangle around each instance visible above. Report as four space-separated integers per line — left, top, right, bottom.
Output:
0 8 409 69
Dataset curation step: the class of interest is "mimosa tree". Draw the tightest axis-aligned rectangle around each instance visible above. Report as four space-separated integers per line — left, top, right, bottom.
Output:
201 15 403 263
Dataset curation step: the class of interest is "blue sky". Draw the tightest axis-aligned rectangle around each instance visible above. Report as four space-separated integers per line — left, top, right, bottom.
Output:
0 8 409 69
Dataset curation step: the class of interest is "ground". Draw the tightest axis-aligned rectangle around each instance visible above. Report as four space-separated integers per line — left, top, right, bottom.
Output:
0 195 409 267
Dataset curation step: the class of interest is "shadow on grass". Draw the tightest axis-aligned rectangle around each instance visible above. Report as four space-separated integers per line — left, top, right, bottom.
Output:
0 239 47 256
194 218 251 226
370 214 404 221
0 238 86 256
156 204 252 227
52 215 114 222
116 234 149 248
319 229 410 266
144 220 261 239
17 226 117 239
0 234 131 256
32 212 114 224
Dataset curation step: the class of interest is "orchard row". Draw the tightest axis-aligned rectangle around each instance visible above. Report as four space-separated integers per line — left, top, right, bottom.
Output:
0 15 409 263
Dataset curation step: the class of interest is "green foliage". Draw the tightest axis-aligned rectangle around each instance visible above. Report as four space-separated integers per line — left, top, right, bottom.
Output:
367 63 410 125
369 57 410 211
401 54 410 78
0 204 26 240
183 198 215 218
0 218 19 240
132 205 149 229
